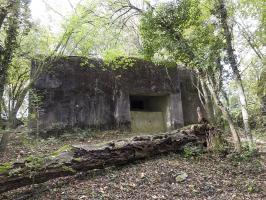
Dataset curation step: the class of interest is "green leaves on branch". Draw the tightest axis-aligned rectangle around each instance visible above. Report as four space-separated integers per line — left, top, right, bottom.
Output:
140 0 224 71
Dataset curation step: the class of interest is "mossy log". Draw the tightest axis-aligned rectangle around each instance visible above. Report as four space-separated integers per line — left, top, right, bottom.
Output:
0 124 211 194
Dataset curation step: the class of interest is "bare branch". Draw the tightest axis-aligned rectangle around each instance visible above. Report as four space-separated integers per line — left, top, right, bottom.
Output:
42 0 65 18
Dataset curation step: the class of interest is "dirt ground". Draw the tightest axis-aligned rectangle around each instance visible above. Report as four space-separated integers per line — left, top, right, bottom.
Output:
0 128 265 200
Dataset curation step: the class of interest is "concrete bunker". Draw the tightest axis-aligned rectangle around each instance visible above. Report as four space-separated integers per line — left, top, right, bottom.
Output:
30 56 202 136
130 95 168 133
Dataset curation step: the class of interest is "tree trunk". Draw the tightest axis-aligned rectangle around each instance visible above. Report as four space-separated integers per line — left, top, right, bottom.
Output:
0 0 20 126
218 0 253 145
0 8 8 30
205 76 241 152
0 110 17 152
0 80 6 128
0 124 211 194
0 131 11 153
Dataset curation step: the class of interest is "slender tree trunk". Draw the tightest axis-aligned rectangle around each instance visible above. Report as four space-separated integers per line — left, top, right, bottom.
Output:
0 131 11 153
200 78 215 123
213 103 224 127
221 89 230 108
205 75 241 152
262 96 266 125
0 96 4 128
0 107 13 153
7 110 17 128
218 0 253 145
0 9 7 30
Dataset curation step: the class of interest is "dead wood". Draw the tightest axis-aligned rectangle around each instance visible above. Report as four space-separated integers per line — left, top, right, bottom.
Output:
0 124 212 194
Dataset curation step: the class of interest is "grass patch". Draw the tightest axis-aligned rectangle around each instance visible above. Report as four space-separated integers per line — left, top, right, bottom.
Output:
0 162 12 173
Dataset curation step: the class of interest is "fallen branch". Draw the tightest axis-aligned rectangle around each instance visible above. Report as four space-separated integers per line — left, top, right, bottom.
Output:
0 124 211 193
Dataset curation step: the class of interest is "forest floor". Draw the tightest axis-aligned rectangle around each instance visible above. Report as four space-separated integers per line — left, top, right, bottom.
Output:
0 128 266 200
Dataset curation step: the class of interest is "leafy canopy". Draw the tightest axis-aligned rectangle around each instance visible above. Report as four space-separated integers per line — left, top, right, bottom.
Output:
140 0 224 71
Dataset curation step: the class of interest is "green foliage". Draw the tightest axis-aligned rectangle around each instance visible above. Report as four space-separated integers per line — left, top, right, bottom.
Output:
140 0 224 71
2 19 55 124
0 162 12 174
238 0 266 45
109 57 135 70
246 180 259 193
80 59 97 68
59 0 140 57
183 143 204 158
183 146 194 158
8 166 23 176
209 135 229 154
229 143 257 163
228 0 265 126
103 48 127 64
28 89 44 135
139 0 264 135
0 0 32 78
25 155 45 170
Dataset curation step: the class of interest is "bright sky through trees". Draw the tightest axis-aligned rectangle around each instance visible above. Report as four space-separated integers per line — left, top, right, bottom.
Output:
30 0 80 33
30 0 173 33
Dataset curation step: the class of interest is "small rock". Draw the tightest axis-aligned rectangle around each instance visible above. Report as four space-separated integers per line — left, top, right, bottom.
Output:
79 195 88 199
176 172 188 182
140 172 145 179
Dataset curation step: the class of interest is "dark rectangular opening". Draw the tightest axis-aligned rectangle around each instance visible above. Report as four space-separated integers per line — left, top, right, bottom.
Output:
129 95 168 133
130 99 144 110
129 95 166 112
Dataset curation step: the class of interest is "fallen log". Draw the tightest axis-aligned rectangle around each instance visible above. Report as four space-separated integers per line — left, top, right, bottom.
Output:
0 124 211 193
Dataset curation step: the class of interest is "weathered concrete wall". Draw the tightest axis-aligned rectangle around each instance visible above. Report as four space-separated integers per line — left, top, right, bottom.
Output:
131 111 166 133
114 90 131 129
167 93 184 129
179 69 202 125
30 56 202 135
31 57 115 132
